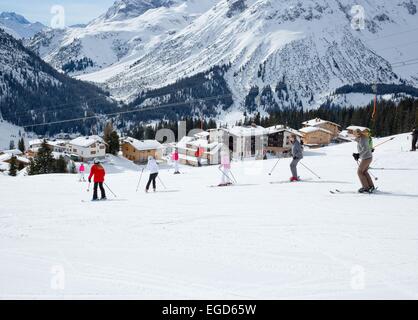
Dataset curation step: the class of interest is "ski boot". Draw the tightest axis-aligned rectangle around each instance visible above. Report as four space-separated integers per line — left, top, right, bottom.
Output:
358 187 368 194
290 176 299 182
367 186 376 194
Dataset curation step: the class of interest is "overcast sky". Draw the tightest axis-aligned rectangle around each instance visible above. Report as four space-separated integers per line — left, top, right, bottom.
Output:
0 0 115 26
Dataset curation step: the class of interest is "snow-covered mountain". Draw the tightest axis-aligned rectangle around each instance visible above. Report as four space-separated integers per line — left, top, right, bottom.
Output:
25 0 418 121
27 0 219 75
80 0 418 109
0 12 46 39
0 29 120 135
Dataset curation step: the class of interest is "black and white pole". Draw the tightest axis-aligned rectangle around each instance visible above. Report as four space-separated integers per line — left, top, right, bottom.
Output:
268 157 281 176
136 168 144 192
300 162 321 179
158 175 167 189
104 182 117 198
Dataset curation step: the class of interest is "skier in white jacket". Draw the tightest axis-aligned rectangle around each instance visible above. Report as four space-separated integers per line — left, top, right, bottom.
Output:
145 156 159 193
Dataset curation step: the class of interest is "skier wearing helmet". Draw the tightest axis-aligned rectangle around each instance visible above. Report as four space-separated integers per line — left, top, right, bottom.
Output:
88 159 106 201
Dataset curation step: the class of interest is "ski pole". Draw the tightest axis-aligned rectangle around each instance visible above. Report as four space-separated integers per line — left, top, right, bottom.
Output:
157 175 167 189
87 182 91 192
218 167 235 184
268 157 281 176
229 169 238 184
357 161 378 181
300 162 321 179
374 137 395 149
104 182 117 198
136 168 144 192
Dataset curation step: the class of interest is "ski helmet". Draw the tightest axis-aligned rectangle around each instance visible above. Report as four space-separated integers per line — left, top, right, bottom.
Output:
94 158 100 164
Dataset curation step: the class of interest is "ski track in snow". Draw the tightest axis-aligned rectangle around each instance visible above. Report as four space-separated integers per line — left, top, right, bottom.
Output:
1 133 418 299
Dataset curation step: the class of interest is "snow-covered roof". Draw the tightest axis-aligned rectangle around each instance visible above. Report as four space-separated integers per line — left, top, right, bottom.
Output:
177 136 222 151
346 125 370 132
0 149 22 156
228 125 267 137
0 154 30 164
299 127 333 135
123 137 163 151
70 135 105 148
47 140 68 146
29 139 44 146
195 131 210 138
266 126 303 136
302 118 341 128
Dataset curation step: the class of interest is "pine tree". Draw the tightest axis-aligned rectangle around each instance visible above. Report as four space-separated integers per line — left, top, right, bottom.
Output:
103 122 114 153
18 138 25 153
8 156 17 176
108 131 120 155
28 140 55 175
54 156 67 173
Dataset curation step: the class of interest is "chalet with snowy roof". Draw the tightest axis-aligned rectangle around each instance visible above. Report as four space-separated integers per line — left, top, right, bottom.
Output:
346 126 370 136
265 125 303 155
68 136 106 162
299 126 333 147
0 149 23 156
302 118 341 138
177 131 225 167
227 124 267 159
46 140 68 153
28 139 44 151
0 153 30 169
121 138 163 164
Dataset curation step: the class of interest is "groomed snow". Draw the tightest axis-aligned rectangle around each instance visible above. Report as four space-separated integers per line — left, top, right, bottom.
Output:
0 133 417 299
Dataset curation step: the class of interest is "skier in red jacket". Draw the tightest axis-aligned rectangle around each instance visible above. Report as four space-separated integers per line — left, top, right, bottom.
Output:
88 159 106 201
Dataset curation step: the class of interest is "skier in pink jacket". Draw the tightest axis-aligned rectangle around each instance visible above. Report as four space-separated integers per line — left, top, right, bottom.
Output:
78 163 86 182
172 148 180 174
219 149 232 186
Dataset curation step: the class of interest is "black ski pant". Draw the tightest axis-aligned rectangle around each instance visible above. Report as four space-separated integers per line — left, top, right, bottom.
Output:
146 173 158 191
412 135 417 151
93 182 106 200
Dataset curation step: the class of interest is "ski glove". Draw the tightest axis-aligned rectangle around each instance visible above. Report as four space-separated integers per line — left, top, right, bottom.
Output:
293 157 298 160
352 153 360 161
88 179 91 183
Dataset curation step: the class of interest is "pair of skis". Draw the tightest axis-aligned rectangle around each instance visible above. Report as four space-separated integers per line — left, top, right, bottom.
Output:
329 188 378 195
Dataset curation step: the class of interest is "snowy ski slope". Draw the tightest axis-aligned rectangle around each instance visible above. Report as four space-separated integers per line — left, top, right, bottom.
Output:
0 133 417 299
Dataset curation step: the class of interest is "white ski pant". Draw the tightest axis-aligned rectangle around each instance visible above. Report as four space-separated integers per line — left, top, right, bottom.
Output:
79 172 85 181
174 160 179 172
221 168 231 184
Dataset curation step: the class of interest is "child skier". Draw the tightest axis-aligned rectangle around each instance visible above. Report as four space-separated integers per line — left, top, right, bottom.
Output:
78 163 86 182
88 159 106 201
411 127 418 152
145 156 159 193
219 149 232 187
353 129 375 193
289 133 303 182
172 148 180 174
